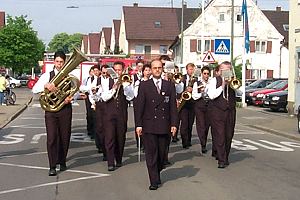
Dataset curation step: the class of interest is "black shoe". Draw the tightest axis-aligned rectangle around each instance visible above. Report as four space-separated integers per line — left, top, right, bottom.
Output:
60 164 67 172
164 161 171 166
225 161 230 166
108 166 115 171
149 185 158 190
172 137 178 143
98 148 103 154
48 168 57 176
116 163 122 168
102 156 107 161
201 147 208 154
218 163 226 169
183 145 189 149
187 143 192 147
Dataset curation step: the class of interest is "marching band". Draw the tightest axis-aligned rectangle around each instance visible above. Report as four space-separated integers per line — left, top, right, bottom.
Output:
33 51 239 190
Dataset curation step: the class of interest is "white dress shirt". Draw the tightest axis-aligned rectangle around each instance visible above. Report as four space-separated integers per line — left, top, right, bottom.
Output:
101 78 135 102
192 77 210 100
207 76 223 100
32 68 59 94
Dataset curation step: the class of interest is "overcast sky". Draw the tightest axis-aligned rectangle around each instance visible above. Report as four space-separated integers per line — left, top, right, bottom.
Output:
0 0 289 45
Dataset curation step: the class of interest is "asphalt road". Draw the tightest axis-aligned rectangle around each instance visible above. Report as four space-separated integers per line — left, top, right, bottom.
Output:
0 98 300 200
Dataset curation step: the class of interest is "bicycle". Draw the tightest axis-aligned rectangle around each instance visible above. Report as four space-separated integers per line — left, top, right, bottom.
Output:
3 87 16 105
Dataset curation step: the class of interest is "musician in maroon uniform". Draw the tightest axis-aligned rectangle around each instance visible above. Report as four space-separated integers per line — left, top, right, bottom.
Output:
101 62 134 171
192 66 211 154
207 61 237 168
32 51 73 176
178 63 197 149
136 59 178 190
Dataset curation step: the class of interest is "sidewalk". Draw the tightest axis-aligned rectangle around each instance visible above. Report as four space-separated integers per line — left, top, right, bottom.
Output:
237 106 300 141
0 88 33 129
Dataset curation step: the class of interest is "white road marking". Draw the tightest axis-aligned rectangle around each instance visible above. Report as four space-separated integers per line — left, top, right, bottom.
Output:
31 133 47 143
0 162 109 176
0 152 47 159
0 175 106 195
10 126 45 129
20 117 44 120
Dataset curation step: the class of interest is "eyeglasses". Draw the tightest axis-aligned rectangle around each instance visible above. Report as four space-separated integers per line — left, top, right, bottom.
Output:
203 73 210 75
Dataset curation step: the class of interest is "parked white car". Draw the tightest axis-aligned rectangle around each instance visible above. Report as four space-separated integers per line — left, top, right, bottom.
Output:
9 77 22 88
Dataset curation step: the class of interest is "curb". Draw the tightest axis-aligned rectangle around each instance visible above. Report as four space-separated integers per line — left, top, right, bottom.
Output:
0 97 33 129
245 124 300 142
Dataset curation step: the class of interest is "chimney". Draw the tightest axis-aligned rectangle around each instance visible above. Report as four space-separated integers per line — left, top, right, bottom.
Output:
0 11 5 28
276 6 281 12
133 3 138 7
183 2 187 9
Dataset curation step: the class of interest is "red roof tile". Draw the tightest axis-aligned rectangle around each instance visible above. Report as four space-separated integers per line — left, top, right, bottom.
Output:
102 27 112 48
123 6 180 40
113 20 121 46
0 11 5 28
89 32 100 54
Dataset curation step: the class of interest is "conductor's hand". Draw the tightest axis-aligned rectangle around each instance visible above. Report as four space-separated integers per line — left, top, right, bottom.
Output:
45 83 57 92
64 96 73 105
136 127 143 136
171 126 177 137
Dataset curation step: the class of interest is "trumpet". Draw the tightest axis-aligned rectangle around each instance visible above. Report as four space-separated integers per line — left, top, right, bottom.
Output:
113 70 132 99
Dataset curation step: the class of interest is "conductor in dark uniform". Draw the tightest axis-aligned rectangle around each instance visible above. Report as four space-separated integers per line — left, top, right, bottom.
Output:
136 59 178 190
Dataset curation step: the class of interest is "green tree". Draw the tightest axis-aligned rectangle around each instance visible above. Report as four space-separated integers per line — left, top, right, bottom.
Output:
232 56 243 80
0 15 45 74
47 33 82 53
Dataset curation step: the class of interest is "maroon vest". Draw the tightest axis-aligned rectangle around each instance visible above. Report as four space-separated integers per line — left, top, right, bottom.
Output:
209 76 236 111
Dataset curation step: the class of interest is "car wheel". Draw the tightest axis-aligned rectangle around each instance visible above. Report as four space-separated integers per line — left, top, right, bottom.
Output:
298 117 300 134
270 108 279 112
10 83 16 88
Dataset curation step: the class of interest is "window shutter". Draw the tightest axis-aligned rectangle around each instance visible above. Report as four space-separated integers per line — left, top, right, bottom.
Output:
250 41 255 53
190 39 197 52
267 70 273 78
210 40 215 52
266 41 272 53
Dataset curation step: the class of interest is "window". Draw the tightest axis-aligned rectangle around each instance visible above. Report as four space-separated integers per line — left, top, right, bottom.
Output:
160 45 168 54
135 45 143 54
144 45 151 54
283 24 289 32
154 21 161 28
255 41 266 53
236 14 242 22
219 13 225 22
197 40 211 52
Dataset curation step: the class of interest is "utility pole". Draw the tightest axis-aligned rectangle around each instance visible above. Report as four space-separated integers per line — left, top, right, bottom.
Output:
201 0 205 64
230 0 234 64
180 0 184 64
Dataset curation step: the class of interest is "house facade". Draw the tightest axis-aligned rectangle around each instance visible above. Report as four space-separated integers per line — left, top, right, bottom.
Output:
171 0 288 79
288 0 300 114
119 3 200 60
110 20 121 54
0 11 5 28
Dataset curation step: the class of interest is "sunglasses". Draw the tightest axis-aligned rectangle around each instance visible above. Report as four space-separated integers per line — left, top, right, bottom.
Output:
203 73 210 75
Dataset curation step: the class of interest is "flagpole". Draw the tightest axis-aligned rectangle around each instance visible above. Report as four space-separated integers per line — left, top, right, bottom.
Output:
242 0 248 107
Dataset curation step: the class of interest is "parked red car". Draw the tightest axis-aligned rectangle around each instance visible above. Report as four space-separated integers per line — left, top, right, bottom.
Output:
27 76 39 89
250 80 288 106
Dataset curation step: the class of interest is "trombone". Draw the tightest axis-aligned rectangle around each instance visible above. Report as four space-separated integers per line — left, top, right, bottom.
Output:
113 68 132 99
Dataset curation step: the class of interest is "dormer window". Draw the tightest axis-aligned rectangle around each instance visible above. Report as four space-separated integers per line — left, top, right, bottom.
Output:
283 24 289 32
154 21 161 28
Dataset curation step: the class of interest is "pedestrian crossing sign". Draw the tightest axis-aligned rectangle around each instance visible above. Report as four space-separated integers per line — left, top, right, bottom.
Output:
214 39 230 55
202 51 215 63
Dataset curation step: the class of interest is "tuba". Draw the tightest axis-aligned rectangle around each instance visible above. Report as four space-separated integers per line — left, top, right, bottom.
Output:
39 47 88 112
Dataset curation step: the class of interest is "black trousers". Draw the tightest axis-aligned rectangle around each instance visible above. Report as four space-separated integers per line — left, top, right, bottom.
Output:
45 105 72 168
143 133 169 185
194 106 210 148
208 107 236 164
179 105 195 146
103 114 127 167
